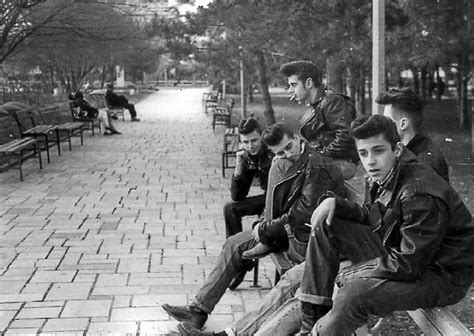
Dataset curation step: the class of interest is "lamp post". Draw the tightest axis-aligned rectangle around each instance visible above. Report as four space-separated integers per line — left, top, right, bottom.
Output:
372 0 385 115
239 46 246 119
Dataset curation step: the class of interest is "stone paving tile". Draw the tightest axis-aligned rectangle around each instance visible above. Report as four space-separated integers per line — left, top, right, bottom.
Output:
30 270 77 283
110 307 168 321
45 282 92 300
87 321 138 333
42 317 89 332
61 300 111 318
16 306 62 319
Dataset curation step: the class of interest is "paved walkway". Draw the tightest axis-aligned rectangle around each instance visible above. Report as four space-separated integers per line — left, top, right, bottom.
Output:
0 88 275 334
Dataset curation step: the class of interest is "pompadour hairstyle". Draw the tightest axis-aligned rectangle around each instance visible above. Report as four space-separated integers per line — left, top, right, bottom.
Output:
261 122 295 147
375 88 424 131
238 117 262 135
350 114 400 149
279 61 322 87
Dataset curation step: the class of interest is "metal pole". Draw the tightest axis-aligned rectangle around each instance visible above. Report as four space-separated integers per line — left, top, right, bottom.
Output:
372 0 385 115
239 46 246 119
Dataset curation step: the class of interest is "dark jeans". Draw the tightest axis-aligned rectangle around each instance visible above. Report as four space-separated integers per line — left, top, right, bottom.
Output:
192 230 307 314
223 194 265 238
122 102 137 118
299 218 471 335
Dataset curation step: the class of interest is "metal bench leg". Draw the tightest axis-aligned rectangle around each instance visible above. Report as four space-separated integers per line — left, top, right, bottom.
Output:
251 259 260 287
55 130 61 156
35 143 43 169
18 152 24 181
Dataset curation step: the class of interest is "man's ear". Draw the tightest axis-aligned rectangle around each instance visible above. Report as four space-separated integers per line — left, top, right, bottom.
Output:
305 77 314 89
399 117 409 131
395 142 404 158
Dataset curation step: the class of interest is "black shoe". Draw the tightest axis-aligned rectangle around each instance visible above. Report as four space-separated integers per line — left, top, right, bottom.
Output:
242 243 272 259
178 322 227 336
163 304 208 329
111 129 121 134
228 260 255 290
103 130 112 136
131 117 140 122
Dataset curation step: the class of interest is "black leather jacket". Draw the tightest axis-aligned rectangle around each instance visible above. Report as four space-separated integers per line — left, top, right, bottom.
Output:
258 145 346 251
299 88 359 163
230 145 274 201
335 150 474 284
406 133 449 183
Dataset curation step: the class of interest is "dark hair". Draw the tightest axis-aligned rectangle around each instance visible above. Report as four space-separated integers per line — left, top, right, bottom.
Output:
68 91 83 100
350 115 400 149
261 122 294 147
238 117 262 135
280 61 321 86
375 88 424 131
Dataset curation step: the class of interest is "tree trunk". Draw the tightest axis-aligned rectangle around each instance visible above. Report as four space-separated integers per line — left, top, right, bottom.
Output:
420 65 427 101
327 56 344 93
346 68 356 101
248 84 254 103
255 50 275 125
410 66 420 94
355 69 367 116
458 51 470 129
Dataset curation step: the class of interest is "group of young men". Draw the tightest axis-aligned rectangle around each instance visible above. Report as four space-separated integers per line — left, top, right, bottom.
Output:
163 61 473 335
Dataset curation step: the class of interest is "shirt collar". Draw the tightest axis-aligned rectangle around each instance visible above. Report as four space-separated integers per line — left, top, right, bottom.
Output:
309 85 327 106
368 157 401 207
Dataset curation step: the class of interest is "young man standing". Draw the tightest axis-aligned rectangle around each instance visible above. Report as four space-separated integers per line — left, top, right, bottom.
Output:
377 88 449 182
280 60 359 179
223 118 273 238
163 123 345 334
298 115 473 335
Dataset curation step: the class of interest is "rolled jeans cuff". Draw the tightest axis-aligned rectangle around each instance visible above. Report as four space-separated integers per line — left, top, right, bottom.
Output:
298 292 333 306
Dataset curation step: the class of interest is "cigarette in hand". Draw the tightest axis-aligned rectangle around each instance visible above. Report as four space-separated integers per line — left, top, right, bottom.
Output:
304 223 312 228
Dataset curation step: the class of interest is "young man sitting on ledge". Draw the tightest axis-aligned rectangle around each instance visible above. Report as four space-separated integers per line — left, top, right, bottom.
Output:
298 114 473 335
163 122 346 334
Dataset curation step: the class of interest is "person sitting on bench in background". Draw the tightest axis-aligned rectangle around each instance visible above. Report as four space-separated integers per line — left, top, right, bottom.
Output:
377 87 450 182
68 90 121 136
105 84 140 122
224 117 274 239
297 114 473 335
164 122 346 334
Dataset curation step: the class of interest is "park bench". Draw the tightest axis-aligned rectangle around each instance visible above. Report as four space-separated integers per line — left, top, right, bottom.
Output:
221 126 239 177
0 114 42 181
69 101 102 135
39 106 84 151
203 92 219 115
14 107 60 164
212 99 234 132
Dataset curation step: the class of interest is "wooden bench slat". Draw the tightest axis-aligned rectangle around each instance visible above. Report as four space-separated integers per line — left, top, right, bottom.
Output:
407 307 472 336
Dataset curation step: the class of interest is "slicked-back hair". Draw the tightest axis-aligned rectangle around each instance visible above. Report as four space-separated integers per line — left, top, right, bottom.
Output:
280 61 322 87
261 122 295 147
350 115 400 150
376 88 424 131
238 117 262 135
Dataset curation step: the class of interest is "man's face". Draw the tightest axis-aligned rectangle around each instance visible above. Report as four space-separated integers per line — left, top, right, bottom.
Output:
240 130 263 156
287 75 310 103
268 134 301 162
355 134 402 182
